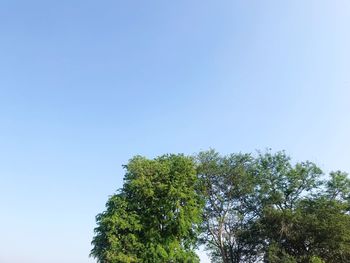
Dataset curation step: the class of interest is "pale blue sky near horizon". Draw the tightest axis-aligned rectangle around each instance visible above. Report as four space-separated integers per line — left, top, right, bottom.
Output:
1 1 350 262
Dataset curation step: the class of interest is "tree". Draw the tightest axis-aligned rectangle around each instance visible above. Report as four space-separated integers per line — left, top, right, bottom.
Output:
262 196 350 263
91 154 203 263
325 171 350 202
257 153 350 263
91 150 350 263
196 150 262 263
254 151 322 212
254 151 325 263
197 150 348 263
90 194 142 263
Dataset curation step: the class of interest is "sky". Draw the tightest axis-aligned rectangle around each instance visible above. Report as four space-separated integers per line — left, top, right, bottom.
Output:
0 1 350 262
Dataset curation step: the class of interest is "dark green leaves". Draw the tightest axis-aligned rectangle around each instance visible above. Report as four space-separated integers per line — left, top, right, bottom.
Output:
197 150 350 263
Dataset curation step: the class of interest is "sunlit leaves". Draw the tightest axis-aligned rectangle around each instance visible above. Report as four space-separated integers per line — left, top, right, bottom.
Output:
91 154 202 263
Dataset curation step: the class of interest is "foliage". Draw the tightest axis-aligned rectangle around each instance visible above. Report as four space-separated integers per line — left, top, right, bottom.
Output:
254 151 323 211
91 194 142 262
326 171 350 202
255 153 350 263
91 154 203 263
262 197 350 262
196 150 262 263
197 150 350 263
91 150 350 263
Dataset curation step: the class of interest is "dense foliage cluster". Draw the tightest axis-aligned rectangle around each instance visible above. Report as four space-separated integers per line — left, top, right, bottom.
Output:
91 154 203 263
91 151 350 263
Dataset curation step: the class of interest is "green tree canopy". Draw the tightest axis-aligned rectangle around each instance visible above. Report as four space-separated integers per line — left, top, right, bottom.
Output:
196 150 261 263
91 154 203 263
197 150 350 263
91 150 350 263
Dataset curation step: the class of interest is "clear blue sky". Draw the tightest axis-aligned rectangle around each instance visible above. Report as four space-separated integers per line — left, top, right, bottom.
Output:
1 1 350 262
